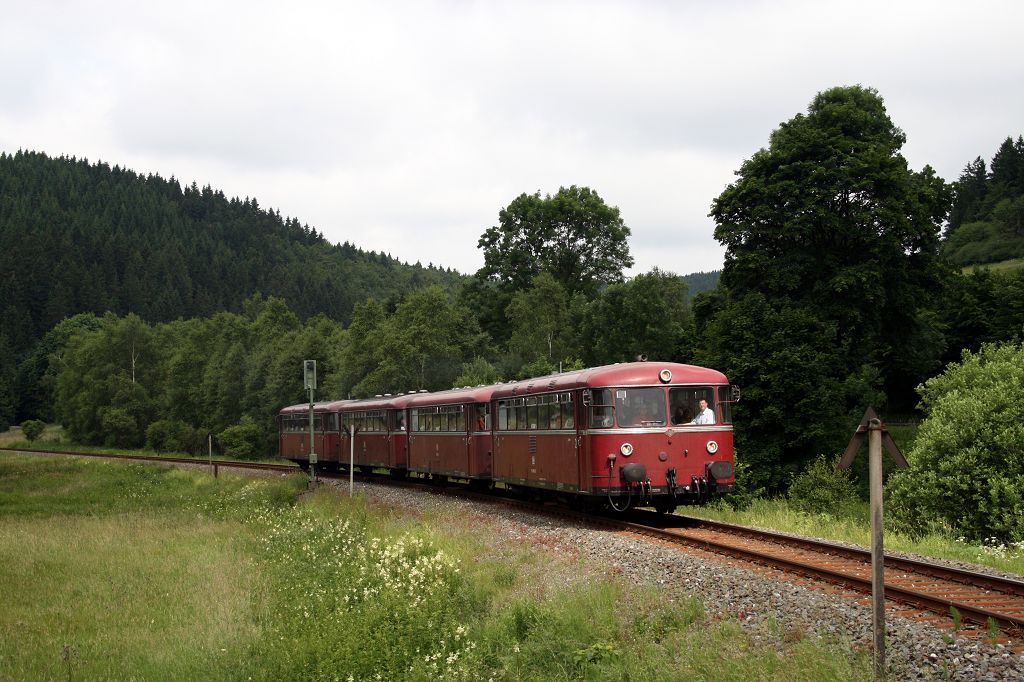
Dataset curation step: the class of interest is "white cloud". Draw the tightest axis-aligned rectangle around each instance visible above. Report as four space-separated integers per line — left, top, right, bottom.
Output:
2 0 1022 276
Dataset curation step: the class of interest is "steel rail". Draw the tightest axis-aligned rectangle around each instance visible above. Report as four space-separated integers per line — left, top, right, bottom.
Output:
675 514 1024 597
0 447 296 472
620 516 1024 634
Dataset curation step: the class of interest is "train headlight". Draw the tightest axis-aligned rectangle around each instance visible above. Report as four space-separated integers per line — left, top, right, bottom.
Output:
659 369 673 383
620 442 634 457
706 440 719 454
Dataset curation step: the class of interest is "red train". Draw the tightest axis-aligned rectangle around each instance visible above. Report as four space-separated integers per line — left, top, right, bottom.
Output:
278 360 738 513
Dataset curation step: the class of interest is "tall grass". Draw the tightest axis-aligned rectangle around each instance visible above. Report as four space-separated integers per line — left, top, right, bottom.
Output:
1 453 874 681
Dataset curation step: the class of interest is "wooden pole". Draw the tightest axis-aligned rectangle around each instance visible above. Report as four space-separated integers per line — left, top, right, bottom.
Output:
868 417 885 680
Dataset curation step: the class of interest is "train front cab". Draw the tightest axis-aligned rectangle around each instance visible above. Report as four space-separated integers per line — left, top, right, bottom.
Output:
582 369 738 513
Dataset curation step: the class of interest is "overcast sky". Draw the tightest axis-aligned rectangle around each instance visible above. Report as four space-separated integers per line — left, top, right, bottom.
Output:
3 1 1022 277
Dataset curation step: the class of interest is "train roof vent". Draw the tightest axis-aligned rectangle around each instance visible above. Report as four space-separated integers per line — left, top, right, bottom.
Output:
419 389 428 393
384 393 392 397
375 394 382 398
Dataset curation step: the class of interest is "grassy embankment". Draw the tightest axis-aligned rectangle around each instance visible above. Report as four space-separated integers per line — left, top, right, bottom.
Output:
4 422 1023 577
0 452 872 681
962 256 1024 274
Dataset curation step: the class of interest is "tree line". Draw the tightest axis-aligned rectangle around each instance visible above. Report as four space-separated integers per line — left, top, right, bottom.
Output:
0 150 462 357
2 86 1023 543
943 135 1024 265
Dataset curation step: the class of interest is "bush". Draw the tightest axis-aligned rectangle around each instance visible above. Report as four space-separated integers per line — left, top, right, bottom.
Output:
887 342 1024 542
20 419 46 441
787 454 860 516
99 407 143 448
217 415 266 460
145 420 202 454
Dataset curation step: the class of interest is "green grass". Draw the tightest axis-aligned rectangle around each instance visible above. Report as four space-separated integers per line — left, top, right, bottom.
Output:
962 256 1024 274
0 454 306 680
0 453 873 681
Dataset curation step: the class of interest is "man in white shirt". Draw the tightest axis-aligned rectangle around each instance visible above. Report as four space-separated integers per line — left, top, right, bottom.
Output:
690 399 715 425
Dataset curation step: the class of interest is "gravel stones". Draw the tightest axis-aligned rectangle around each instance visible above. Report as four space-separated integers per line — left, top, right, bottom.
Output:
332 478 1024 681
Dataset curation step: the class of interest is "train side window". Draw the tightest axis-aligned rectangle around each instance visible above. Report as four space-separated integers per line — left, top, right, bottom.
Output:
717 386 735 424
561 397 575 429
546 402 559 429
590 388 614 428
456 407 466 432
526 398 539 430
514 402 526 430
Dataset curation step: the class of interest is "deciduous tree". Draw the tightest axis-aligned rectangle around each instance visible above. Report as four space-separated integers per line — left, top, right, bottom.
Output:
477 185 633 297
704 85 950 490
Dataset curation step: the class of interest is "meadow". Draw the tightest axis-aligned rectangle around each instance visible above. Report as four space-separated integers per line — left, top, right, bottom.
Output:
0 452 873 681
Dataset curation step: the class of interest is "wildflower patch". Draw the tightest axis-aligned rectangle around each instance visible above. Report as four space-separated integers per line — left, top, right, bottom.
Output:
242 506 477 681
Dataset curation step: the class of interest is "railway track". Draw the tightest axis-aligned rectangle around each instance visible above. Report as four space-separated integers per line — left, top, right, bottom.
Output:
617 511 1024 642
0 446 295 472
5 446 1024 644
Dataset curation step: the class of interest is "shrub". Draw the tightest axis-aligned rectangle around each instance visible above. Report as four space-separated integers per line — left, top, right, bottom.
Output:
787 454 860 516
99 407 143 448
218 416 265 460
145 420 202 454
20 419 46 441
887 342 1024 542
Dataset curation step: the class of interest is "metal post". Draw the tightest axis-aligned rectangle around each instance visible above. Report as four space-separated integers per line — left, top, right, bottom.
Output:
868 417 885 680
208 433 213 475
308 388 317 483
303 360 317 485
348 425 356 497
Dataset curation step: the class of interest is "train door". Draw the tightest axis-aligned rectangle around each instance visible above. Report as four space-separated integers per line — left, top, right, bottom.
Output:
469 403 492 477
576 389 590 493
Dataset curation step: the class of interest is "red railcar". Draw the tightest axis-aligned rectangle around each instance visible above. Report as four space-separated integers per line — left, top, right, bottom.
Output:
490 362 737 512
336 394 414 471
406 386 495 480
278 400 349 469
278 360 738 512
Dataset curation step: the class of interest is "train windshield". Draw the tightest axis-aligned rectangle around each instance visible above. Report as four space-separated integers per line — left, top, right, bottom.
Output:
614 387 667 427
669 386 728 425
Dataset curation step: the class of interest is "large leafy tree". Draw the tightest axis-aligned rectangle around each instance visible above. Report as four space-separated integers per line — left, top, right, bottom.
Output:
703 85 951 491
477 185 633 297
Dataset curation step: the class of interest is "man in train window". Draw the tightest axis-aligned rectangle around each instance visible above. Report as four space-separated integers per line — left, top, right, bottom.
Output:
690 399 715 425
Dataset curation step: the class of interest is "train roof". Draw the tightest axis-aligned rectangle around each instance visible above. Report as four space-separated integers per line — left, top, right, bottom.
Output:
405 384 497 406
277 362 729 415
279 400 345 415
490 361 729 400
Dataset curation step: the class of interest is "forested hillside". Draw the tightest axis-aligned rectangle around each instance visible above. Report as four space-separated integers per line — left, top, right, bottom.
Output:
943 135 1024 265
0 151 462 355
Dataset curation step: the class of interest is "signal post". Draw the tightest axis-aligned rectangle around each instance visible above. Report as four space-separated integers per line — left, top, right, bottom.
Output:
839 407 909 681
